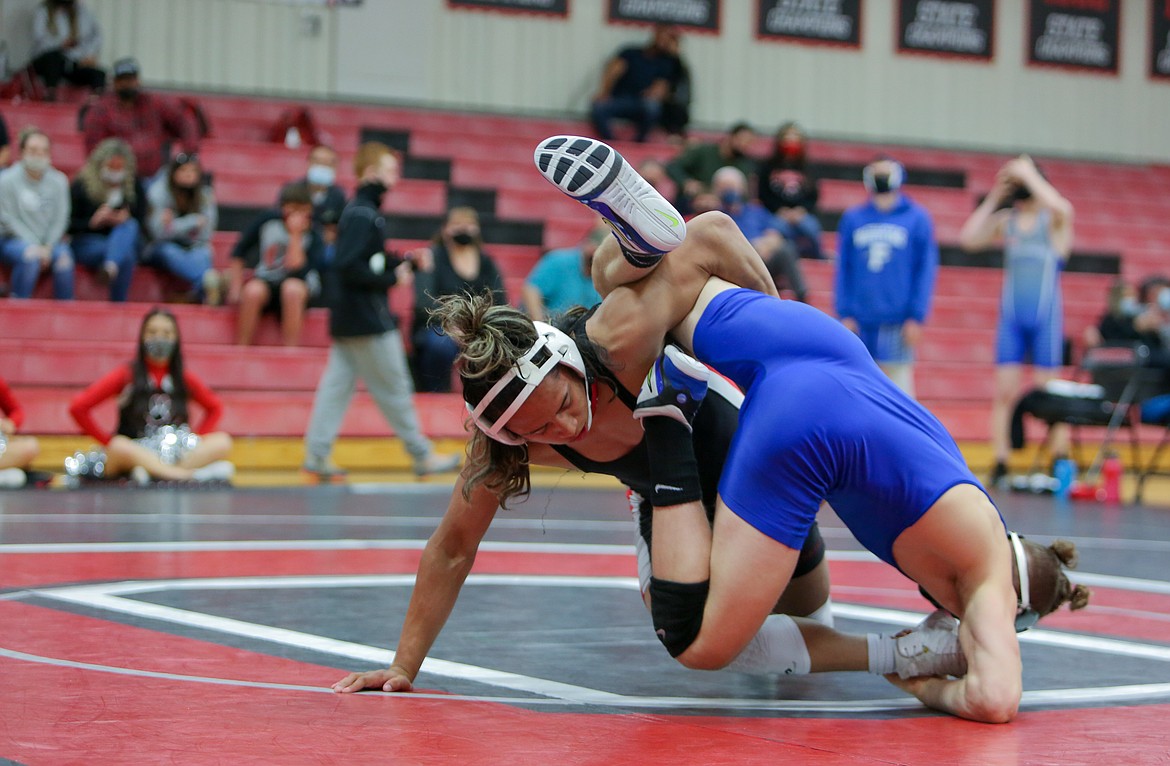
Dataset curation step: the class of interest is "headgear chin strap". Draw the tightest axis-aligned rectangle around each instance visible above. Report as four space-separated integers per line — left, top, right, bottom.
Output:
1010 531 1040 632
466 321 592 445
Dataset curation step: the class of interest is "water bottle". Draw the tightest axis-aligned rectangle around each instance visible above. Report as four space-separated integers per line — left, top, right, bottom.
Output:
1102 454 1122 504
1053 458 1076 499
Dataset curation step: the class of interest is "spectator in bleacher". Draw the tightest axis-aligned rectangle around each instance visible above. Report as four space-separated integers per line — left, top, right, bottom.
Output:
590 24 688 143
709 166 807 303
666 122 758 216
228 181 325 346
82 57 200 180
757 121 824 261
0 127 73 300
290 144 347 309
296 144 347 255
301 142 460 481
521 218 607 322
30 0 106 102
959 155 1073 488
835 156 939 398
69 138 144 302
67 307 234 484
143 152 221 305
1082 279 1157 351
0 375 40 489
412 206 507 393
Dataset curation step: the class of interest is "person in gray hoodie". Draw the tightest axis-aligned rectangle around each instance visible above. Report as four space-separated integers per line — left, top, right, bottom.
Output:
0 127 73 299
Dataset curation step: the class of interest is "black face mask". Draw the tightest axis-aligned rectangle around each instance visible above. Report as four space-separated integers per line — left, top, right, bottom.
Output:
116 87 139 102
871 173 894 194
450 232 475 246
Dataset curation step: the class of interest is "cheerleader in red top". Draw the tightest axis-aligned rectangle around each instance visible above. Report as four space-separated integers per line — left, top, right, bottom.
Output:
68 308 235 483
0 376 41 488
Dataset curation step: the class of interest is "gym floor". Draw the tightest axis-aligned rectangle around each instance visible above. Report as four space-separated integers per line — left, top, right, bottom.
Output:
2 473 1168 765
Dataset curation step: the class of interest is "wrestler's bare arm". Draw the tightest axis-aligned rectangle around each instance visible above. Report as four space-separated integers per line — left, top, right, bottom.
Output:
886 582 1021 723
332 473 501 693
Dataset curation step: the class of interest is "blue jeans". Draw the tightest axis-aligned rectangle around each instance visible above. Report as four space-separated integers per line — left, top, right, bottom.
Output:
71 219 141 302
776 213 825 261
412 325 460 393
590 95 663 142
146 240 212 297
0 239 73 299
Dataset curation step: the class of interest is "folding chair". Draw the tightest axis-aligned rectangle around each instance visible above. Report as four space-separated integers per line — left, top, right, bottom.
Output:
1013 344 1163 484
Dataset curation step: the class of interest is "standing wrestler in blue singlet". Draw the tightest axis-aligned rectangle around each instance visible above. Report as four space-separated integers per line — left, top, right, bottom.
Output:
960 156 1074 487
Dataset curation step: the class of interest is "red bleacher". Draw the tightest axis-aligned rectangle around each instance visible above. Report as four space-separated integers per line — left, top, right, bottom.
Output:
3 91 1168 448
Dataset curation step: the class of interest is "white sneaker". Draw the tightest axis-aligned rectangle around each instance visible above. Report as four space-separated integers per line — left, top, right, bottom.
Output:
533 136 685 264
892 610 968 679
0 467 27 488
192 460 235 483
129 466 151 486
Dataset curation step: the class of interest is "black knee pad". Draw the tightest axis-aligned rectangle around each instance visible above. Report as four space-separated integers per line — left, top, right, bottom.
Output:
793 522 826 579
649 577 709 657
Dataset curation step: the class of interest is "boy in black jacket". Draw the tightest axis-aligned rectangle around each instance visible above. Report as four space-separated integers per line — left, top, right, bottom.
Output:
302 143 460 480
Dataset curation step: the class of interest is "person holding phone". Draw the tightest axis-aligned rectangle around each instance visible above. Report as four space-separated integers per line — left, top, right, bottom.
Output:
69 138 144 301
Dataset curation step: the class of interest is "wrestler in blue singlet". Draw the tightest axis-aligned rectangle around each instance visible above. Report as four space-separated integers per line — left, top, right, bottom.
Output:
692 288 999 568
996 209 1064 368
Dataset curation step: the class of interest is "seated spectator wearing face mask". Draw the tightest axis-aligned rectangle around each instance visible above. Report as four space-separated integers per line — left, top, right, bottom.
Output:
295 144 346 257
69 138 145 301
0 127 73 299
229 181 326 347
143 152 220 304
757 121 824 261
411 206 508 393
82 57 200 181
1083 279 1156 351
67 307 234 485
665 121 757 216
709 165 807 303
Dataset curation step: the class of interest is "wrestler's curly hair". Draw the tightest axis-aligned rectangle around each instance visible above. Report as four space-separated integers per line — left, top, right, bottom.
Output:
1022 538 1092 617
432 291 620 508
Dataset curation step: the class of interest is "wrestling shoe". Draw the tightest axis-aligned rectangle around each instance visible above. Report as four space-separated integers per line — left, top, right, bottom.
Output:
633 345 710 432
892 610 969 679
533 135 685 266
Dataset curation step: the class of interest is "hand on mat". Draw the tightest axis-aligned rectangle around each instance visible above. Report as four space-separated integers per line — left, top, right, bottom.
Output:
332 666 414 693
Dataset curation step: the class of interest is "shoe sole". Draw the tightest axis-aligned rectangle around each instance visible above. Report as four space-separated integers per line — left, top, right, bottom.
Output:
300 468 347 484
533 135 685 256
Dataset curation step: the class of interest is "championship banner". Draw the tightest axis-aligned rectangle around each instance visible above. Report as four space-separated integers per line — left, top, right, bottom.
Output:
898 0 994 60
1027 0 1119 73
756 0 862 47
448 0 569 16
606 0 721 31
1152 0 1170 79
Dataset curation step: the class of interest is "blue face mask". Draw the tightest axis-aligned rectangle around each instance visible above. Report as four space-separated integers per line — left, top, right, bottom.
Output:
1120 297 1141 317
306 164 335 187
719 190 742 208
1159 290 1170 313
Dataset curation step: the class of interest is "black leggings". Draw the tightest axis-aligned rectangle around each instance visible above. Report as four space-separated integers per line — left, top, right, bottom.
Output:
31 50 106 90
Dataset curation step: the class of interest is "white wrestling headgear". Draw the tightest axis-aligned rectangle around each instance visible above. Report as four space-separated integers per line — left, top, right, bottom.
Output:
466 321 592 445
1010 531 1041 632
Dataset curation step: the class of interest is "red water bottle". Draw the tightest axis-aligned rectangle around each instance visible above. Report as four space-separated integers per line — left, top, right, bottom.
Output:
1102 454 1122 504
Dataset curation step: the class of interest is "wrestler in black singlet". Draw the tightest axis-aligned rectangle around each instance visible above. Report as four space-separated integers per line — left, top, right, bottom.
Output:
549 308 824 577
